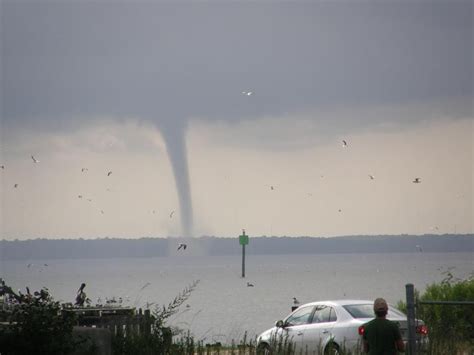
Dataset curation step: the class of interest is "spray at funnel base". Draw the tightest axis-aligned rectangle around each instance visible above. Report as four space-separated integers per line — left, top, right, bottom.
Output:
160 123 194 237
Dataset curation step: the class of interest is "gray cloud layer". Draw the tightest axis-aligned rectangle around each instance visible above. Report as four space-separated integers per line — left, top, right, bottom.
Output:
2 1 472 238
3 1 472 130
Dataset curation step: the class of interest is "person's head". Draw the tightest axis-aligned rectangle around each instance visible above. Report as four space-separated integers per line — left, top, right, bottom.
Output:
373 297 388 317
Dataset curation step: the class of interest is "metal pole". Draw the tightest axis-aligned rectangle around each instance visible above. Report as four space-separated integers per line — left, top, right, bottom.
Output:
242 244 245 278
406 283 416 355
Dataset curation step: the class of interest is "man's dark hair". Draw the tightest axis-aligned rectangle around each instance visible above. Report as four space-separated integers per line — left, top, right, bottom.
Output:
375 309 388 317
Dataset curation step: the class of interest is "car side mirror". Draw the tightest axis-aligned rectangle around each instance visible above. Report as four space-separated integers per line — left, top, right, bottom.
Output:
275 320 284 328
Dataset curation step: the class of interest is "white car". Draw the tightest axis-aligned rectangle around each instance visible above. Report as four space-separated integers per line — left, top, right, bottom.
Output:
256 299 428 355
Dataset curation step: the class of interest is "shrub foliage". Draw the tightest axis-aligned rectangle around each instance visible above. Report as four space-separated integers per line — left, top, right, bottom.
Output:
0 288 78 355
417 272 474 353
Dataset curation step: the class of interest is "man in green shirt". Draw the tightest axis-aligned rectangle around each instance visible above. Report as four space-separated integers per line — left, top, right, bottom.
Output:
363 298 405 354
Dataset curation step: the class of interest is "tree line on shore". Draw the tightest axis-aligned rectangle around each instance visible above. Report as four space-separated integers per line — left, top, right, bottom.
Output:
1 234 472 260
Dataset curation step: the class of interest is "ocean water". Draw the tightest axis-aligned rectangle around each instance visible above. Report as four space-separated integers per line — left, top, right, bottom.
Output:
1 252 473 343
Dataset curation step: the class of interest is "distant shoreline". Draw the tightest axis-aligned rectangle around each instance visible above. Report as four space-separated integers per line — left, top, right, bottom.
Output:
1 234 472 261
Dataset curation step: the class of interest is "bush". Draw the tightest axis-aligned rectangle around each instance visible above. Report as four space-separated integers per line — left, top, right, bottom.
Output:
417 272 474 353
0 288 78 355
112 280 200 355
398 271 474 354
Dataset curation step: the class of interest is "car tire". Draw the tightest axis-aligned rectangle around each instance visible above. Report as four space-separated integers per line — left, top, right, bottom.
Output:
257 343 272 355
324 342 342 355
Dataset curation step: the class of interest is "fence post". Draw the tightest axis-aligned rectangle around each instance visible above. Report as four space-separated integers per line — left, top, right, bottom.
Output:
406 283 416 355
144 309 151 335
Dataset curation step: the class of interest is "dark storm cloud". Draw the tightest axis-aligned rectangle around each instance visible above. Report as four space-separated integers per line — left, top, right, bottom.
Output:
2 1 472 130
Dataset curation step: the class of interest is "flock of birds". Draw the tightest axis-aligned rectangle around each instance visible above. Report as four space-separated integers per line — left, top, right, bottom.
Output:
2 128 426 231
2 154 180 220
1 89 430 236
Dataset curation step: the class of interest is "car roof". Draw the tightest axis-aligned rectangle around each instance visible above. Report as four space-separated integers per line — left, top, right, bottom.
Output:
300 300 374 307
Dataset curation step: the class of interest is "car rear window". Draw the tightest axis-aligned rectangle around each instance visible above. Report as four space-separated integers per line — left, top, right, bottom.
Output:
343 304 406 319
343 304 374 318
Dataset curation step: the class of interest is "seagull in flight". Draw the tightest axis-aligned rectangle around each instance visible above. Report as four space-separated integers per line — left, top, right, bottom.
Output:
270 186 275 190
413 177 421 184
241 91 253 96
177 243 187 251
169 210 175 218
246 282 254 287
31 155 40 163
14 183 18 188
369 174 375 180
81 168 88 172
342 140 348 148
107 171 112 176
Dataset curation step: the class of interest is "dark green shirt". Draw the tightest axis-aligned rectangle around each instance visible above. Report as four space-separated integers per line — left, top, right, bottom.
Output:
363 318 403 355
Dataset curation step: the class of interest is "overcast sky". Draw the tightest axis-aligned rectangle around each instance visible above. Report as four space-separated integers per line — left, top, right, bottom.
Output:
1 0 472 240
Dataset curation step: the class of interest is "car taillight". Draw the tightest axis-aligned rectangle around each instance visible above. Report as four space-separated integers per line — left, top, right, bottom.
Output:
358 325 365 335
416 325 428 335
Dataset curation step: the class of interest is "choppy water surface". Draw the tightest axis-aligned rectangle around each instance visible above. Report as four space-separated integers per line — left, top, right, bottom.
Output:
2 252 472 342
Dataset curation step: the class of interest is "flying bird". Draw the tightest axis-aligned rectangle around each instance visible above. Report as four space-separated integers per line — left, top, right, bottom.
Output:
169 210 175 218
177 243 187 251
31 155 40 163
81 168 88 172
14 183 18 188
241 91 253 96
247 282 254 287
270 186 275 190
342 140 348 147
78 195 83 199
369 175 375 180
413 178 421 184
107 171 112 176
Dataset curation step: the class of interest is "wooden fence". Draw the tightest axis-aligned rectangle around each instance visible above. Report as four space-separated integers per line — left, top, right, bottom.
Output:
63 307 155 337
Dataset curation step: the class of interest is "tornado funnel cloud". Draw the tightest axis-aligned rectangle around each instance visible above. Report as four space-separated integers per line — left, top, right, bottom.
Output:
160 123 194 237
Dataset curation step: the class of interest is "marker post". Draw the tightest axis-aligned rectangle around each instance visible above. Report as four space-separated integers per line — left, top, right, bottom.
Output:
239 229 249 278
